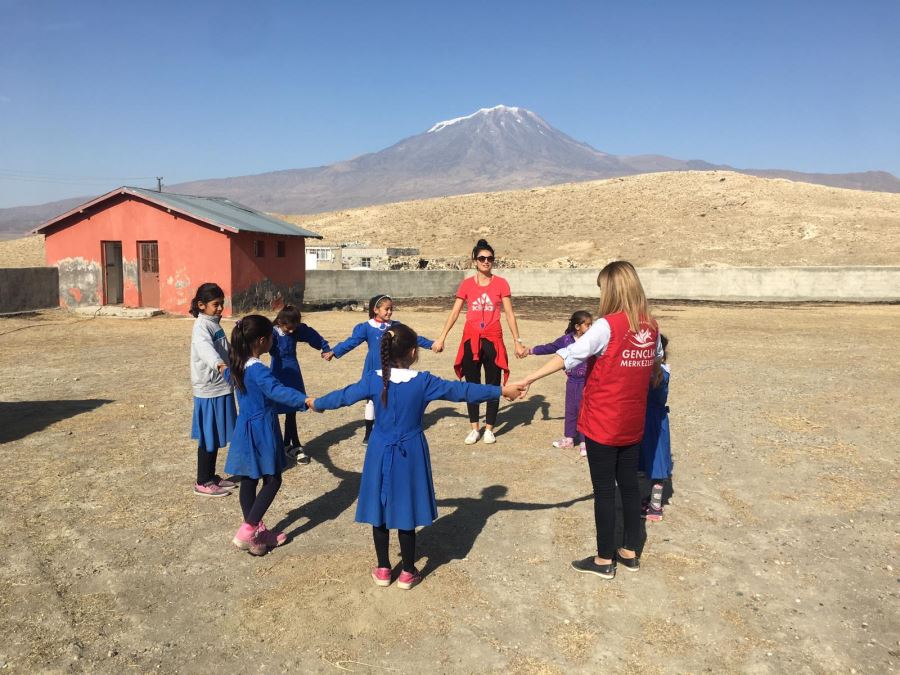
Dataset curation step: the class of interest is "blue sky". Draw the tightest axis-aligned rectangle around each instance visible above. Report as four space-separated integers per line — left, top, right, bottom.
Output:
1 0 898 208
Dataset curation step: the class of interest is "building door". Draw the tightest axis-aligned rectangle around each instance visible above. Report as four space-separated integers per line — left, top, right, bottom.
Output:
138 241 160 307
305 249 318 270
102 241 124 305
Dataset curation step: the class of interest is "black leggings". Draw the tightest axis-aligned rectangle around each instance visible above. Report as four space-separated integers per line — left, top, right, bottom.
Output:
283 413 300 447
585 438 642 560
196 448 218 485
461 339 501 425
239 474 283 526
372 525 417 573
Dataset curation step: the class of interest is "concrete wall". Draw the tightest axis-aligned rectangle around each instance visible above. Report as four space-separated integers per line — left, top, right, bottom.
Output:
0 267 59 313
304 267 900 303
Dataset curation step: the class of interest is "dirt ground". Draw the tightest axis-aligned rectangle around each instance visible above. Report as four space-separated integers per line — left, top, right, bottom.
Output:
0 302 897 674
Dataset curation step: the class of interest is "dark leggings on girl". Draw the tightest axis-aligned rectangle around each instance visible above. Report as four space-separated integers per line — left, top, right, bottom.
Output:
461 338 501 426
196 448 218 485
239 474 283 526
584 438 642 560
283 413 300 447
372 525 416 573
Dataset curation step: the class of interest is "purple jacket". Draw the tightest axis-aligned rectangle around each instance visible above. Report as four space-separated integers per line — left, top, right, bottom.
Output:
531 333 588 380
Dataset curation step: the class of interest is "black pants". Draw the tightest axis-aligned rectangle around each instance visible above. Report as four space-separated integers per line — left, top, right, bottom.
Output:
196 448 218 485
372 525 416 573
585 438 642 560
239 474 283 526
283 413 300 447
461 339 501 425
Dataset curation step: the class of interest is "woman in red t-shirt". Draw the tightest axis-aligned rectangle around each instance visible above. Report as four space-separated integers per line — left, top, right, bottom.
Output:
513 261 660 580
433 239 528 445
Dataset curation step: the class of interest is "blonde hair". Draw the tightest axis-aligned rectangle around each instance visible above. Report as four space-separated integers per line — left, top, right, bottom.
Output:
596 261 655 332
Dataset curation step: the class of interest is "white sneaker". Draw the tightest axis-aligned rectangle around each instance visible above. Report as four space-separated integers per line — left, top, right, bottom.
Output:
482 429 496 444
464 429 480 445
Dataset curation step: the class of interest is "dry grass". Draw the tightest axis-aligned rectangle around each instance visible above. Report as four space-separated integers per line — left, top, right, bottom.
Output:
284 170 900 267
0 234 44 267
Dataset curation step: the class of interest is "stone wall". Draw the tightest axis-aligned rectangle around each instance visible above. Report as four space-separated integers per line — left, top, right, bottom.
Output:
0 267 60 314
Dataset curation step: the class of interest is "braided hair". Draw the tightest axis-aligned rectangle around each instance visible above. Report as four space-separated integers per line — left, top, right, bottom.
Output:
379 323 419 405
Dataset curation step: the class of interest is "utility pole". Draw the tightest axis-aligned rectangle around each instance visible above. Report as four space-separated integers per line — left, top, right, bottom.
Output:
156 177 163 192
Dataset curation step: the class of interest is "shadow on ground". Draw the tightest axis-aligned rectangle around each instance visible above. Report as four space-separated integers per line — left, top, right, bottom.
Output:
0 399 113 444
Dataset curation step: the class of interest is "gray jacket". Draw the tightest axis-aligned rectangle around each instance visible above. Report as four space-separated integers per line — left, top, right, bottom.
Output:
191 314 233 398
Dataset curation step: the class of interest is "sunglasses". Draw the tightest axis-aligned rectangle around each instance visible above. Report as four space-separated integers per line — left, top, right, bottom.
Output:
476 255 495 263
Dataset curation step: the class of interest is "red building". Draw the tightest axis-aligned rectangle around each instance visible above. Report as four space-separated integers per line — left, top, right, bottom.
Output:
33 186 321 315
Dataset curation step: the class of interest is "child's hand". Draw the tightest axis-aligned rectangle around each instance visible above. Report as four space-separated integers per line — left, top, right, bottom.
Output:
432 339 444 353
514 342 529 359
305 397 319 412
322 351 334 361
502 382 528 401
216 363 227 374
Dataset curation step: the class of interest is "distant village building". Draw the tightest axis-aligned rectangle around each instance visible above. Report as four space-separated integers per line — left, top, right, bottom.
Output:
304 244 421 271
33 186 321 315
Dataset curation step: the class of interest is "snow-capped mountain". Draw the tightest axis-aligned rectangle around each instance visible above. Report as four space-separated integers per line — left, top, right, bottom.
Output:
2 105 899 235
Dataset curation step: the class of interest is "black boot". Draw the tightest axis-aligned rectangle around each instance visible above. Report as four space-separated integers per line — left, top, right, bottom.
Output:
363 419 374 442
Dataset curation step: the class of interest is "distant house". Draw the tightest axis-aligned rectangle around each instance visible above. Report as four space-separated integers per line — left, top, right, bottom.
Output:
32 186 321 315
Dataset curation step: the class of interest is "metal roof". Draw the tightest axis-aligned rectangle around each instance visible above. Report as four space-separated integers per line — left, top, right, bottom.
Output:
33 186 322 238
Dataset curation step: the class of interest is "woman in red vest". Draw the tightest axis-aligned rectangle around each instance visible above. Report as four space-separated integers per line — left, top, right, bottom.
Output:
432 239 529 445
514 261 659 579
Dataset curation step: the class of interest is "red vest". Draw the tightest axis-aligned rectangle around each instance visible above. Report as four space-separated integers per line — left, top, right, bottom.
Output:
578 311 658 446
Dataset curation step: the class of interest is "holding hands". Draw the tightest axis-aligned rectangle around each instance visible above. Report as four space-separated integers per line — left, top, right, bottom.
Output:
321 351 334 361
305 397 318 412
514 342 529 359
501 382 528 401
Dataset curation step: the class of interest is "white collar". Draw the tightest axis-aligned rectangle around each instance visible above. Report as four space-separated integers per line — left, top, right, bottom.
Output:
246 357 263 368
662 363 671 373
368 319 391 329
375 368 419 383
275 326 286 336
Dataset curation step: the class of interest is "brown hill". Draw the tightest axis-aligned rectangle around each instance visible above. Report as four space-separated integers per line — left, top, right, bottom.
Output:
284 171 900 268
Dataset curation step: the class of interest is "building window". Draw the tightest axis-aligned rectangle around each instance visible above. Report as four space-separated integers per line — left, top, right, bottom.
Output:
276 241 285 257
254 240 265 257
360 257 372 269
315 248 333 261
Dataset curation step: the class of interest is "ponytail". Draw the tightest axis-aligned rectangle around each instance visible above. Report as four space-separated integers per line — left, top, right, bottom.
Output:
565 310 593 335
229 314 273 393
190 282 225 318
380 330 394 405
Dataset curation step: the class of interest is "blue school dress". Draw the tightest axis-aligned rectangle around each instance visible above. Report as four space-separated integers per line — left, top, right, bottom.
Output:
639 365 672 481
269 325 330 414
315 369 500 530
224 358 308 479
331 319 434 375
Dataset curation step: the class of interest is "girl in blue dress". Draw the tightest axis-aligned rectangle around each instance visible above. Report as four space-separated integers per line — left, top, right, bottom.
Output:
224 314 309 556
309 323 524 589
640 335 672 522
270 305 331 464
324 295 436 442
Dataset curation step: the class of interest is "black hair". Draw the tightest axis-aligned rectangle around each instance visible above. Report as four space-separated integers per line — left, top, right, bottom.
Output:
189 282 225 317
565 310 593 335
651 333 670 389
471 238 495 260
229 314 273 394
368 294 393 319
275 304 301 326
379 323 419 405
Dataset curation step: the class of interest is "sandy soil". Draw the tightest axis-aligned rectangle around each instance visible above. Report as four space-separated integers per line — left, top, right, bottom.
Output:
284 171 900 268
0 234 44 268
0 303 898 673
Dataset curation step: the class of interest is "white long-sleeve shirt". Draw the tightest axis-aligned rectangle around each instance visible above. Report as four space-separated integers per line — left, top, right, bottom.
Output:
556 317 663 370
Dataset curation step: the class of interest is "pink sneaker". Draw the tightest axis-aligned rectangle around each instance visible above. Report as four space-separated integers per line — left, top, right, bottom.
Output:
552 437 575 449
397 568 422 590
194 481 230 497
371 567 392 587
256 521 287 547
232 522 267 556
579 442 587 457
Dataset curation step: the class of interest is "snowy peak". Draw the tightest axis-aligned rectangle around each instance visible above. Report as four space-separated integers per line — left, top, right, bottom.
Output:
427 105 549 133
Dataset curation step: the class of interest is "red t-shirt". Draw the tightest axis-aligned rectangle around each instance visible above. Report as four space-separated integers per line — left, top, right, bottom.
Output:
456 275 511 330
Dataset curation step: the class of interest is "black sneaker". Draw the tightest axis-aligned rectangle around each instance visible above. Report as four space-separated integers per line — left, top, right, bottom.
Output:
296 450 311 465
616 552 640 572
571 556 616 579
